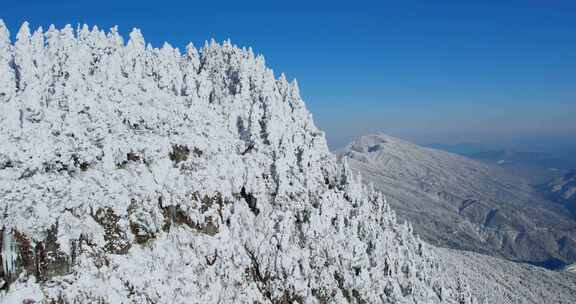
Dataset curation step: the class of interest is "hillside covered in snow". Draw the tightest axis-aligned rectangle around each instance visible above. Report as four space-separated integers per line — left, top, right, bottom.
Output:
0 21 575 303
544 170 576 215
337 134 576 266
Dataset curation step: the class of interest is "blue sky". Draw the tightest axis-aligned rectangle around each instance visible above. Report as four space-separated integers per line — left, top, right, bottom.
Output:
2 0 575 150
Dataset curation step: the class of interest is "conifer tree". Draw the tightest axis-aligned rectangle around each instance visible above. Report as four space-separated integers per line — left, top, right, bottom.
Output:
0 20 15 103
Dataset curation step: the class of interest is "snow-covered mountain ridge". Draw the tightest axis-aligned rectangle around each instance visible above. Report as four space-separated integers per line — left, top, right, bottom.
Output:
338 134 576 265
0 21 476 303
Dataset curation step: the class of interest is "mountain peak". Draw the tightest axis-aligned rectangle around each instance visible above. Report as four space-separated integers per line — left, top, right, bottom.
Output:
0 23 471 303
341 133 414 154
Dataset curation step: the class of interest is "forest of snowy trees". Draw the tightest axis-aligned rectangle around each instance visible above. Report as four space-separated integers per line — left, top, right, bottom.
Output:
0 21 575 303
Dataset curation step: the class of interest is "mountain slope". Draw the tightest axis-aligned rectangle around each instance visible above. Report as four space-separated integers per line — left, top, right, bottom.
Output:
438 247 576 304
338 134 576 266
545 170 576 213
0 22 474 303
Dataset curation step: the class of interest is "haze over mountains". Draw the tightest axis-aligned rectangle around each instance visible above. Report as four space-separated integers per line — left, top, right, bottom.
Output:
338 134 576 268
0 22 575 303
427 142 576 185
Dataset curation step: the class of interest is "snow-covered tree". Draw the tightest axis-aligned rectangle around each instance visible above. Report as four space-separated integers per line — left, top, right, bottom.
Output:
0 20 15 103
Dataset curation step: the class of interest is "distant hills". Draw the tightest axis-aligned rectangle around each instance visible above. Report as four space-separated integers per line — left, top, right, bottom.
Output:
426 142 494 155
427 143 576 184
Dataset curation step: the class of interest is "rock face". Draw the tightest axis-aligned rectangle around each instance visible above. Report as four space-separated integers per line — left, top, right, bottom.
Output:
338 134 576 266
0 22 476 303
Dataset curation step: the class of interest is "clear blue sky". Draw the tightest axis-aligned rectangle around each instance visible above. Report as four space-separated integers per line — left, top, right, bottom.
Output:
2 0 575 151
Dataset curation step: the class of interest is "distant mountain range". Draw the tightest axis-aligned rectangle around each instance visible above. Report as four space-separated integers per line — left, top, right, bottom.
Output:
338 134 576 268
426 142 494 155
427 143 576 185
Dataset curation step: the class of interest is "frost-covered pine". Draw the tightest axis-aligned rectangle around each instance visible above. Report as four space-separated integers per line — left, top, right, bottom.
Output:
0 23 481 303
0 20 15 103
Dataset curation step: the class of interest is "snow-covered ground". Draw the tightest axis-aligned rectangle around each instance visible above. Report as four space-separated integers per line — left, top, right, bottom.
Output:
438 247 576 304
